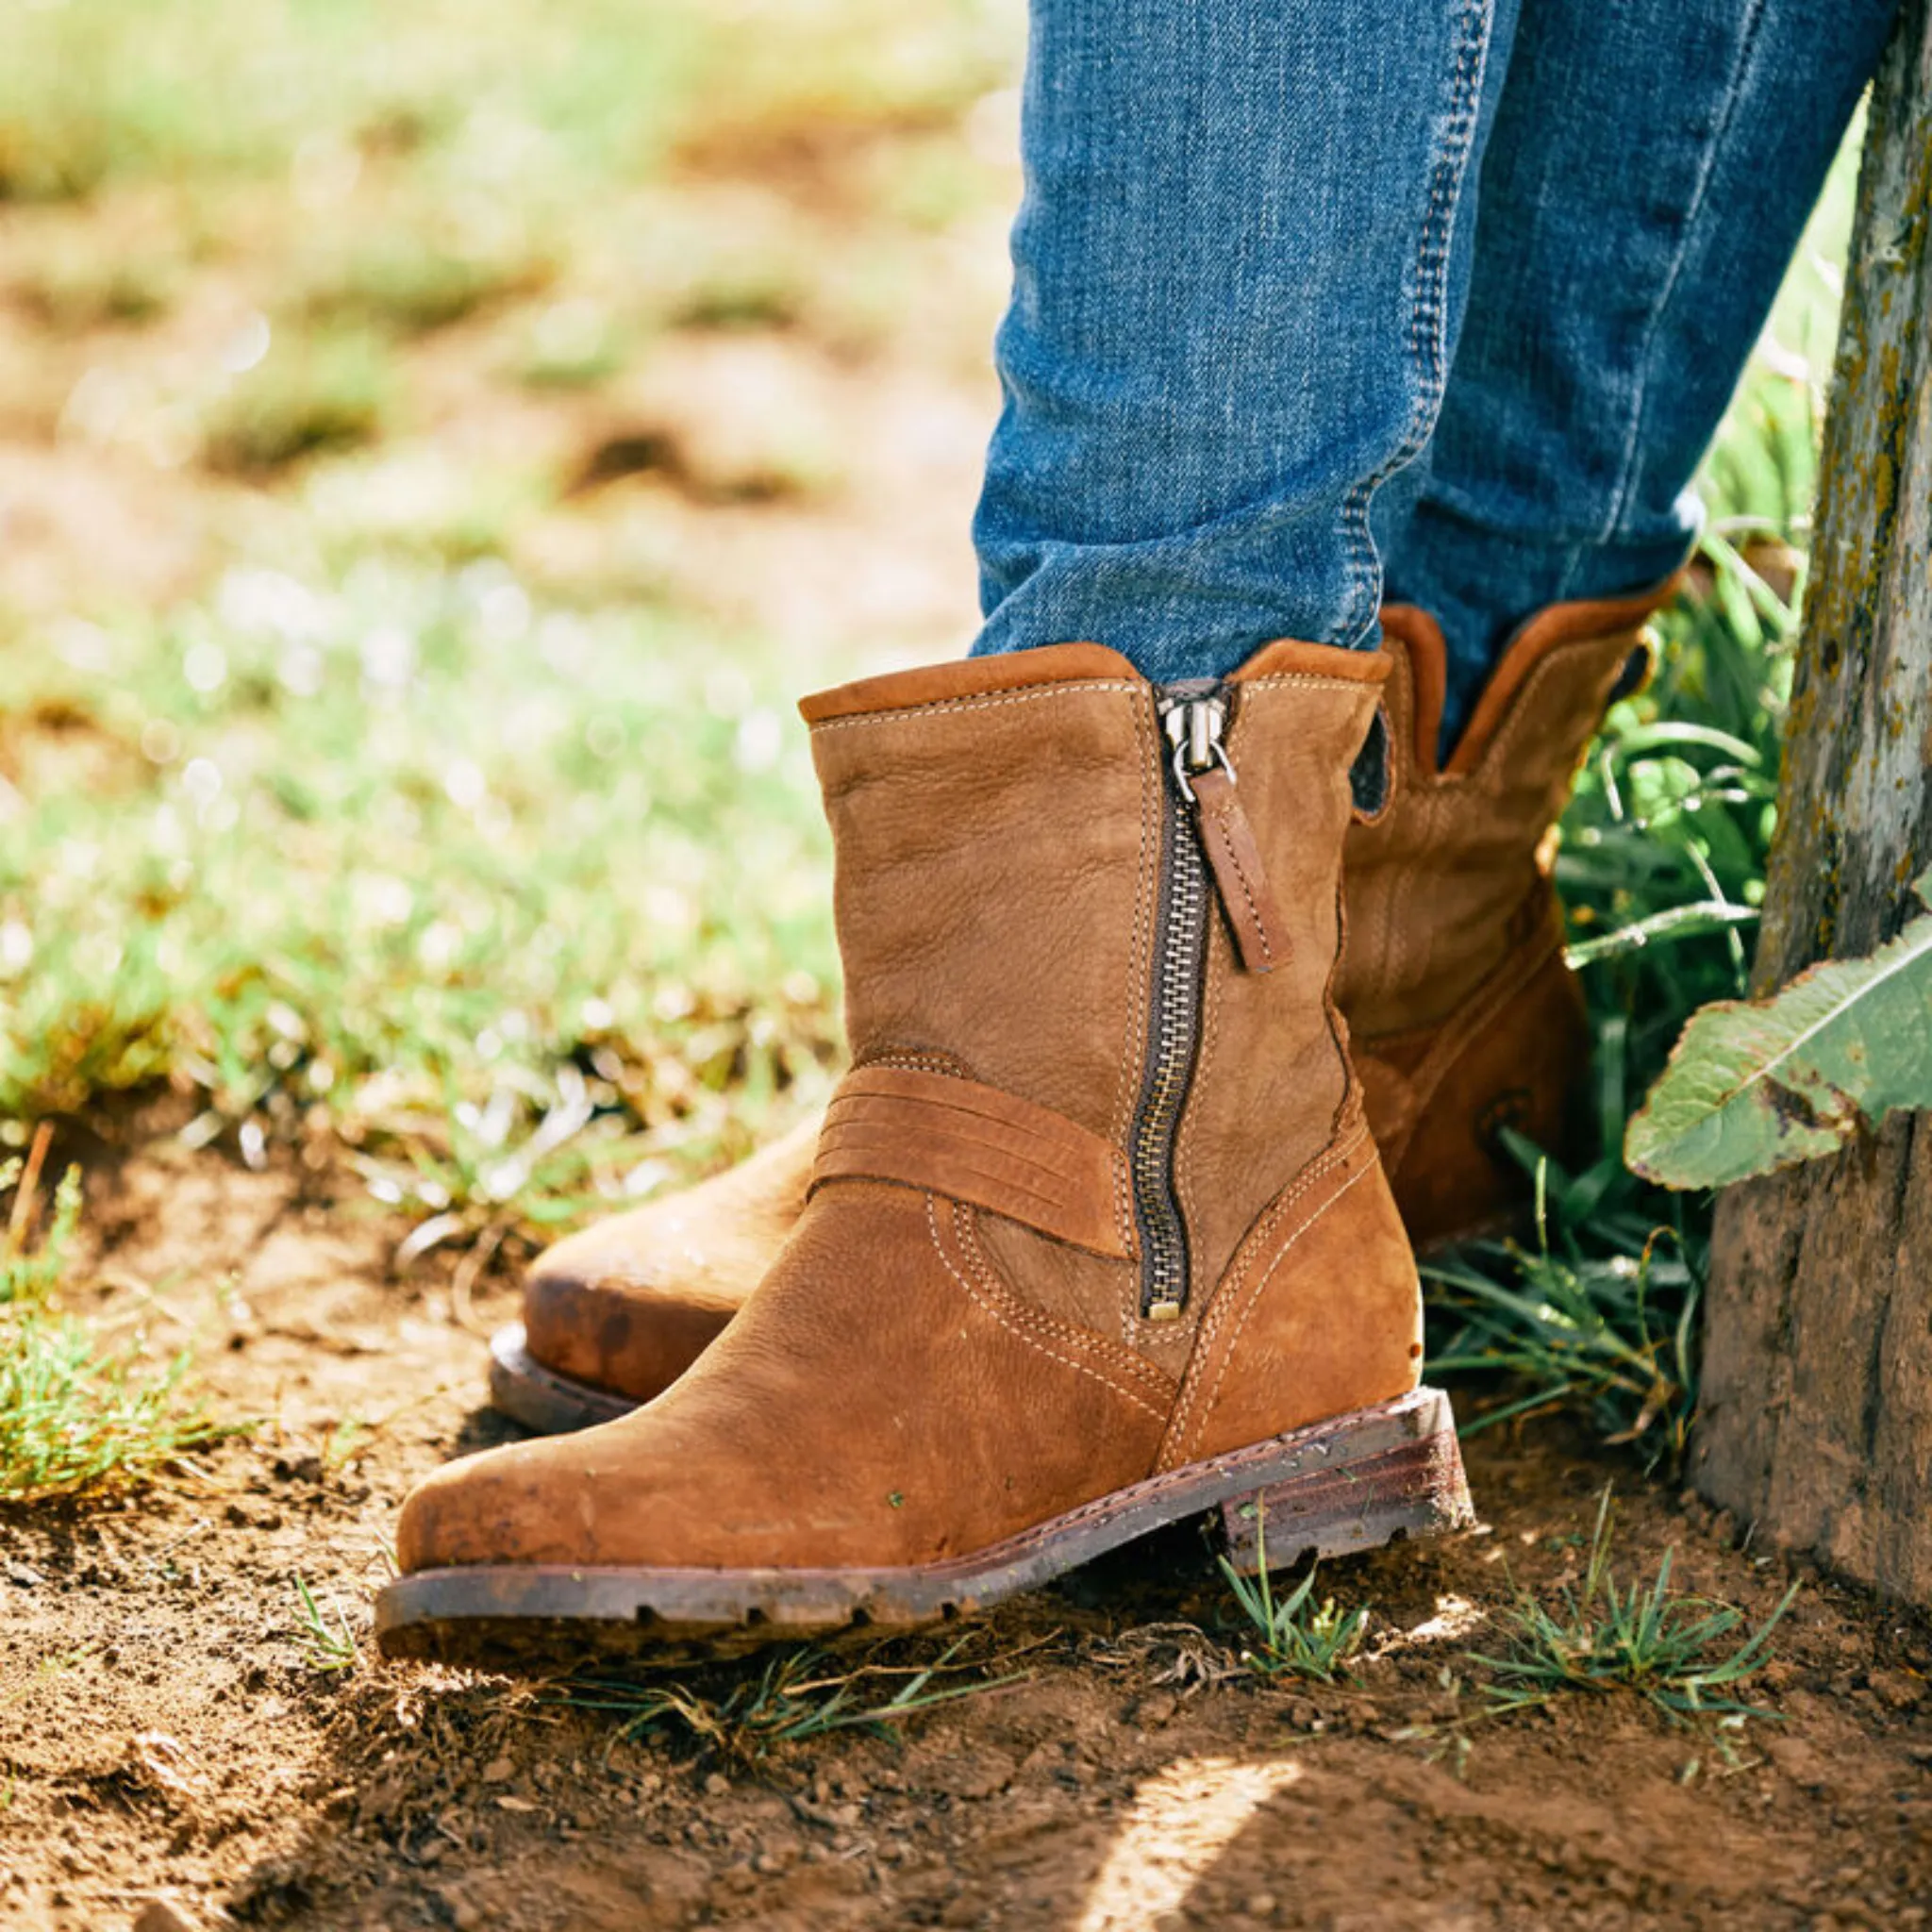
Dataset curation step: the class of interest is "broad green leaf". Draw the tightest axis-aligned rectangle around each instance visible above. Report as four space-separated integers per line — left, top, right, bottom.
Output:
1625 871 1932 1190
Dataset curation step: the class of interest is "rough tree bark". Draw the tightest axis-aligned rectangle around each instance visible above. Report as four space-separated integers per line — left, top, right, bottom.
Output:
1692 0 1932 1604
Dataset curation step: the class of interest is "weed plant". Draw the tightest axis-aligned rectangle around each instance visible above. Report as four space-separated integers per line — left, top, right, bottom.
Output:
291 1574 360 1673
560 1639 1028 1766
1470 1487 1797 1721
1218 1526 1369 1682
0 1322 225 1501
1 1137 82 1307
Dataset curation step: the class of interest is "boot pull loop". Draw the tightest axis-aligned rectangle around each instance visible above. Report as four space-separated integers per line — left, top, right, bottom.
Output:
1163 692 1291 976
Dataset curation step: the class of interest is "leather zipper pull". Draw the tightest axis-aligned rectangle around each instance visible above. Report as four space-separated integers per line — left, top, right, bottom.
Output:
1164 695 1291 976
1189 764 1289 974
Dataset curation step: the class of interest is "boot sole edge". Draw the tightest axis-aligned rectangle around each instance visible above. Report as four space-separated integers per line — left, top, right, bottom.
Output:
488 1323 642 1434
375 1385 1474 1669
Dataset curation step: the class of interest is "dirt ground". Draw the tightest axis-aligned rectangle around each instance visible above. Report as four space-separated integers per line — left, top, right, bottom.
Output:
3 1124 1930 1932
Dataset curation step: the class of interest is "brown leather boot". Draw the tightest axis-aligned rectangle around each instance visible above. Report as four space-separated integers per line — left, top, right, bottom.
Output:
380 639 1472 1664
486 587 1671 1433
1343 584 1668 1252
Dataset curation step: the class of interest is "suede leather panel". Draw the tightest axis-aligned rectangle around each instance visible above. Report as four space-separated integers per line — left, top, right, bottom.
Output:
520 1115 817 1401
398 1184 1170 1573
809 676 1158 1160
974 1214 1144 1354
1441 578 1681 776
522 1272 740 1408
1169 675 1380 1319
1361 924 1591 1252
1335 589 1673 1250
1158 1118 1421 1471
1340 601 1663 1040
1357 882 1558 1161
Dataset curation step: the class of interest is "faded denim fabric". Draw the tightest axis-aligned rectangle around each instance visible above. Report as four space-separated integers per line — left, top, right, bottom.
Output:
973 0 1898 739
1381 0 1899 737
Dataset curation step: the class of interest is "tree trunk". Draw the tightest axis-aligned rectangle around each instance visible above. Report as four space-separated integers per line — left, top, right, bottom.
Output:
1692 0 1932 1605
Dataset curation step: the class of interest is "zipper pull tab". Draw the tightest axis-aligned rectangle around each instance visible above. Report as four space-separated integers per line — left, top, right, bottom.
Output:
1164 695 1290 976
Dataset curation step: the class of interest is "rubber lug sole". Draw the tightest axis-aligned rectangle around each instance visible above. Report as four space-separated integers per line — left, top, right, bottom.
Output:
376 1386 1474 1671
488 1323 638 1434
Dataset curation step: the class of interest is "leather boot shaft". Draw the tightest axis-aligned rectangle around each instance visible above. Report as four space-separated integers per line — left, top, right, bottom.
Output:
1342 583 1674 1241
802 638 1393 1366
1340 586 1664 1037
489 585 1681 1431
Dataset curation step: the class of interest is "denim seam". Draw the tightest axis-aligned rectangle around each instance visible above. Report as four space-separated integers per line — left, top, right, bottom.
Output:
1595 0 1770 550
1336 0 1493 648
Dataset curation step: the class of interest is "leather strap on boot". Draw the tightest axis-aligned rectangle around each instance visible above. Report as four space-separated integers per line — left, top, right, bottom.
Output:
811 1064 1134 1259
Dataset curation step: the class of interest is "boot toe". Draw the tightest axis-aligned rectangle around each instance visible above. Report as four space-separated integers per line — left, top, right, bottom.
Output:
522 1233 741 1403
516 1114 821 1399
395 1434 610 1574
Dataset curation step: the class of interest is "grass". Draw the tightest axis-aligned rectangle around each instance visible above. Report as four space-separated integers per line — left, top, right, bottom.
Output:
1469 1487 1797 1722
3 1131 82 1306
1425 1153 1702 1467
1 0 994 1253
0 0 1013 509
201 329 394 475
1218 1547 1369 1684
672 266 805 335
0 1128 232 1502
291 1574 360 1673
558 1638 1030 1767
0 556 841 1237
302 232 555 338
514 300 628 390
12 249 178 330
0 0 1005 205
0 1307 229 1503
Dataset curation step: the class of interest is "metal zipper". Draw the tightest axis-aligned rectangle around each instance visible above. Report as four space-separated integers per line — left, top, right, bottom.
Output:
1129 681 1233 1321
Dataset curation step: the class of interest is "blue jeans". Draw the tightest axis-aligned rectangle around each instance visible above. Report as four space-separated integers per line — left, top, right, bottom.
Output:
972 0 1898 741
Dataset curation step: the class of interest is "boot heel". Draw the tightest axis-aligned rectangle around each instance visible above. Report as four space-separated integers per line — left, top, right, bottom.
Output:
1216 1386 1474 1574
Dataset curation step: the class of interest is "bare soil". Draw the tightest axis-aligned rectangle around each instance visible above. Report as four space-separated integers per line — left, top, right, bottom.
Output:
4 1139 1930 1932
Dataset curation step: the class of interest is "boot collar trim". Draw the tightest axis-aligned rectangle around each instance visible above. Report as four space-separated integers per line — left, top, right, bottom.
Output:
800 641 1141 725
803 635 1388 726
1382 573 1684 778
